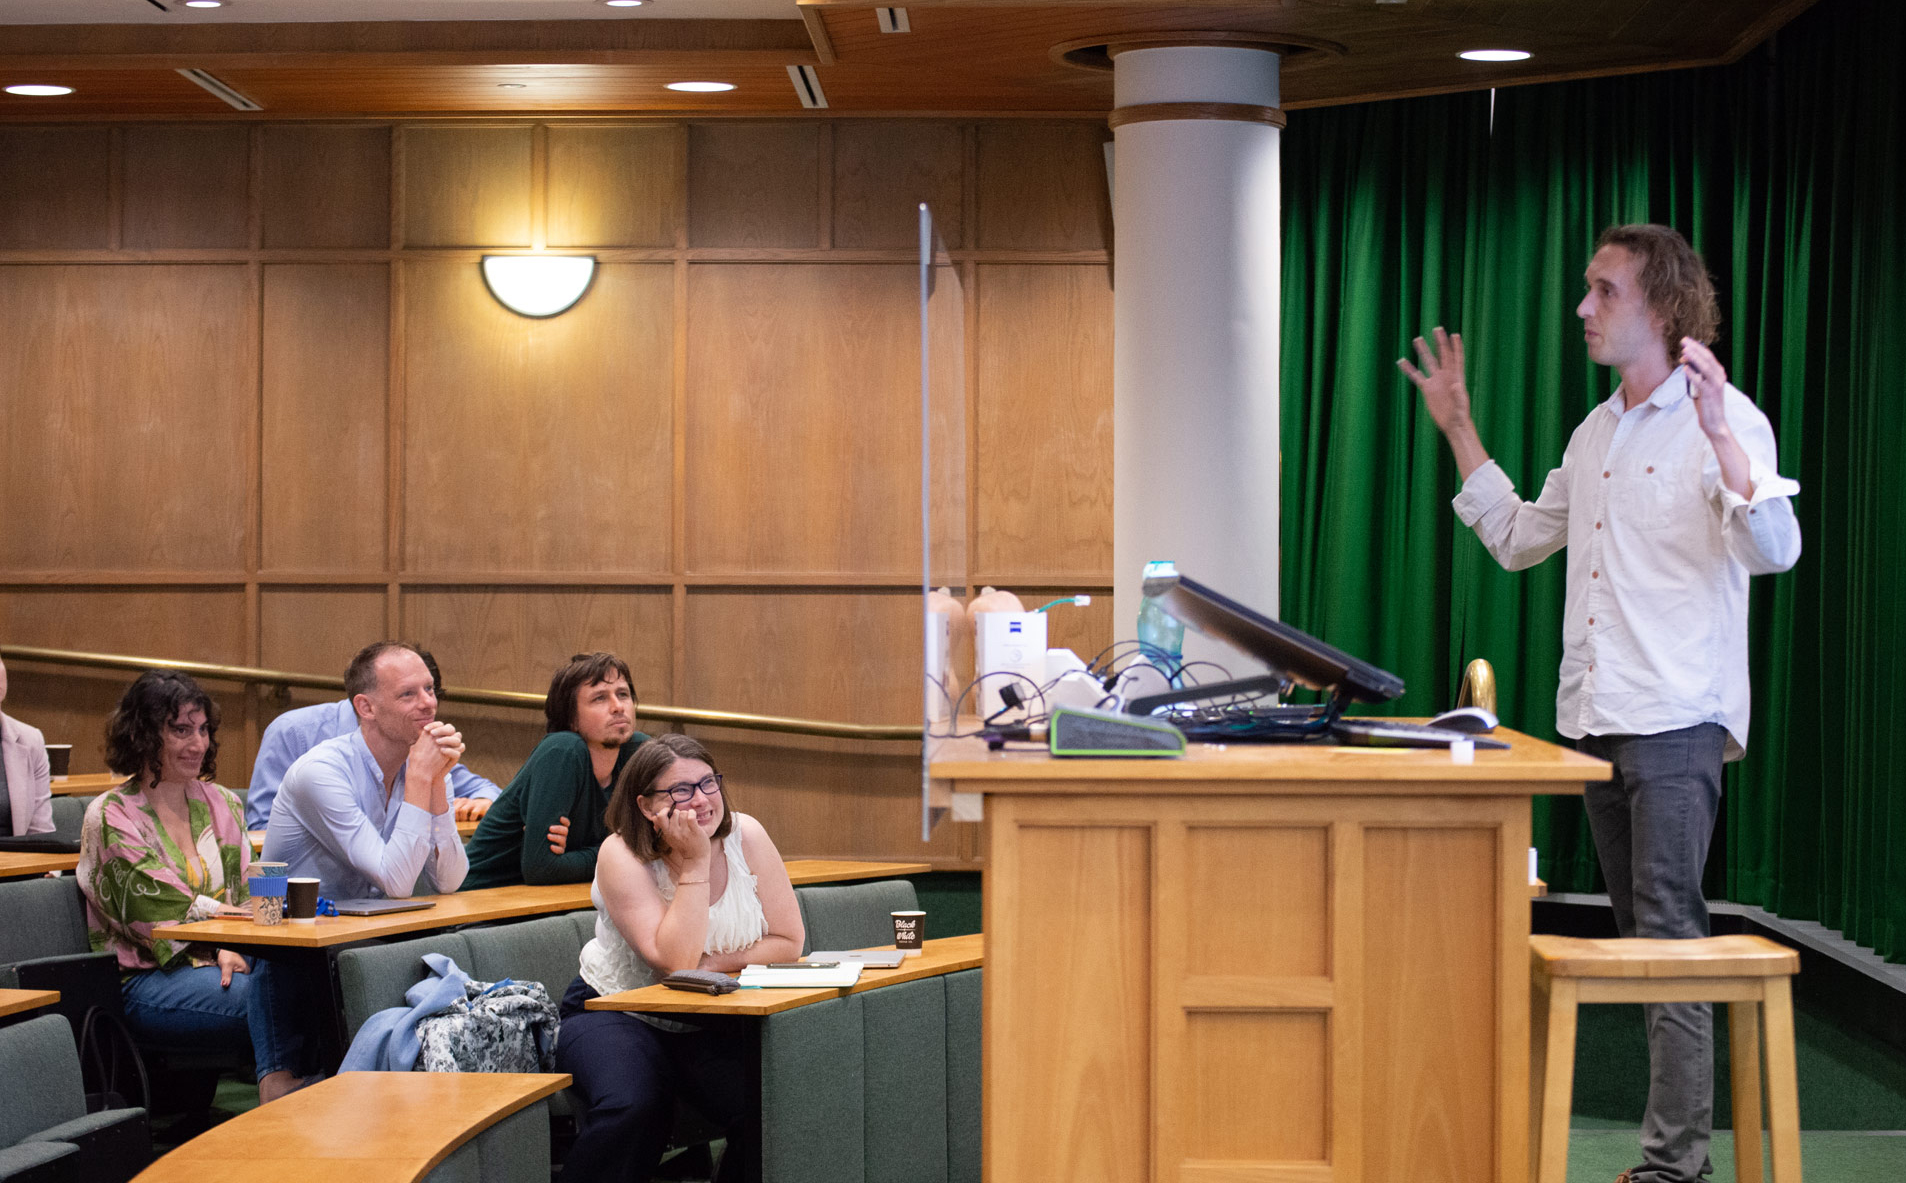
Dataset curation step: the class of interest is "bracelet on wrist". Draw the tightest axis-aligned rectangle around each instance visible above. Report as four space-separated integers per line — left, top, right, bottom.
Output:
677 878 709 886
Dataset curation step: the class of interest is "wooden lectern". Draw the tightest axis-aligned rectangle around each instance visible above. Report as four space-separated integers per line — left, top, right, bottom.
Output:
931 729 1607 1183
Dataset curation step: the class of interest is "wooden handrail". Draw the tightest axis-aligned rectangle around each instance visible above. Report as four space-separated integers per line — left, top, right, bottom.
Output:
0 644 922 742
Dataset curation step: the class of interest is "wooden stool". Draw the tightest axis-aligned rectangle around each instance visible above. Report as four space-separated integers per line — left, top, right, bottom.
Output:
1529 934 1803 1183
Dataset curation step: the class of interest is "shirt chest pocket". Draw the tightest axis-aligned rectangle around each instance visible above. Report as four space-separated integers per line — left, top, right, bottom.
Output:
1608 471 1679 531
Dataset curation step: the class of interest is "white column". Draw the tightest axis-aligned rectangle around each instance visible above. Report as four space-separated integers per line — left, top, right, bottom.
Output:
1111 44 1283 668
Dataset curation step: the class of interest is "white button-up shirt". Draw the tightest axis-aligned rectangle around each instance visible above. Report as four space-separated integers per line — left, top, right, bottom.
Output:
1452 368 1801 759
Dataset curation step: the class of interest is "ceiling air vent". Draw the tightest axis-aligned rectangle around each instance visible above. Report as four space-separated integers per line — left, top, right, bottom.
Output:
176 68 262 111
876 8 910 34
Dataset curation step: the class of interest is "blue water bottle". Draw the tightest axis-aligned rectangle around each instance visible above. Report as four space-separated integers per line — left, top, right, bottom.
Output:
1135 560 1184 666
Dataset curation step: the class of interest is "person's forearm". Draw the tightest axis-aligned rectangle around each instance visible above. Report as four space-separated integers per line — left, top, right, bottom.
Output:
650 885 713 972
521 841 597 884
1707 427 1753 500
403 766 448 814
1441 418 1492 482
698 933 803 973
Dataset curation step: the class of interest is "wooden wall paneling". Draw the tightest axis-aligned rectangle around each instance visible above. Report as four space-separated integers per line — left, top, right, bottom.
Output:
973 264 1114 580
402 260 674 574
831 121 965 251
0 588 249 776
682 589 955 862
260 125 393 249
685 264 919 575
121 125 251 249
401 125 533 248
974 122 1110 252
686 123 821 248
545 124 683 249
0 264 253 573
0 126 111 249
257 586 391 720
400 586 674 789
261 264 390 573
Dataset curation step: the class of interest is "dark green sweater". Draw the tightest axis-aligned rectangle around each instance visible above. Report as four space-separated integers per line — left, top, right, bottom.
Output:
459 730 646 891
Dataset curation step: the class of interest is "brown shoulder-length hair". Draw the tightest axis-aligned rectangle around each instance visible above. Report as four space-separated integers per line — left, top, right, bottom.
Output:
605 733 734 862
544 651 637 735
1594 223 1721 353
104 670 221 786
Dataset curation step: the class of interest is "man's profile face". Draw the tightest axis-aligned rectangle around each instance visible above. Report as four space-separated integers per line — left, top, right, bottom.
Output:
356 649 438 749
1577 244 1667 372
573 672 636 749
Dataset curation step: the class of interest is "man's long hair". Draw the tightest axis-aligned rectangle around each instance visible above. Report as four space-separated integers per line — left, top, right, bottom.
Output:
1595 223 1720 353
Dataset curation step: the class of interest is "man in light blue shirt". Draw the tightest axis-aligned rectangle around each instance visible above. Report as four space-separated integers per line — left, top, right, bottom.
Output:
262 642 469 900
246 648 500 831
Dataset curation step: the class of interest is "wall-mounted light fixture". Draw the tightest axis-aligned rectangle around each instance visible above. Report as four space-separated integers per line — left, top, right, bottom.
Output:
481 254 598 318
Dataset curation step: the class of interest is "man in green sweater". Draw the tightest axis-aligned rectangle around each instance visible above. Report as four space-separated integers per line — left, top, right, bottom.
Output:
461 652 648 890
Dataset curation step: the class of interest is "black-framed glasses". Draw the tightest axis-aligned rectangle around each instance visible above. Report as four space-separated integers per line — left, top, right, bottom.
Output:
646 773 724 804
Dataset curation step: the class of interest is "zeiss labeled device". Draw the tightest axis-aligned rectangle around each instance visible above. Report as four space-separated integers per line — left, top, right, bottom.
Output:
975 610 1047 718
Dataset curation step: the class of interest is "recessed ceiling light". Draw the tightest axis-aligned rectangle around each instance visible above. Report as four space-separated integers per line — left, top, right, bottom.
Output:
183 1 225 7
667 81 735 93
5 84 73 96
1460 49 1532 62
605 1 645 7
498 83 527 89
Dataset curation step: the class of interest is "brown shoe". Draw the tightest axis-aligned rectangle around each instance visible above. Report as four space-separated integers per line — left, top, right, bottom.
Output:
1614 1173 1635 1183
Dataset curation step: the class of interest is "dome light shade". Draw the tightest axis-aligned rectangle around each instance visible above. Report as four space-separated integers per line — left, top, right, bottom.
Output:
481 255 598 318
1459 49 1532 62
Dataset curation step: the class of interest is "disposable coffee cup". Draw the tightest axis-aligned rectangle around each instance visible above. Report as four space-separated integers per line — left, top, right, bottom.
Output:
45 744 71 779
253 861 288 879
249 875 288 926
891 910 925 957
285 877 320 923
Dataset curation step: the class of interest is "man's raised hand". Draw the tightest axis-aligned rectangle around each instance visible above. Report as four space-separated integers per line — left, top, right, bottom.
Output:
1397 327 1472 432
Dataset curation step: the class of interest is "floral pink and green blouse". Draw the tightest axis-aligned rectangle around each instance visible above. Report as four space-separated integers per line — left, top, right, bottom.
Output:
77 780 253 973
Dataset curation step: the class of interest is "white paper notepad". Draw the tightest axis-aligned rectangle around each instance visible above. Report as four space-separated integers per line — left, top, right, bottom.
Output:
737 963 865 989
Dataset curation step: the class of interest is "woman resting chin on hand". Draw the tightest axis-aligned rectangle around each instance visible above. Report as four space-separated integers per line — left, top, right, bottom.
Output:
555 733 804 1183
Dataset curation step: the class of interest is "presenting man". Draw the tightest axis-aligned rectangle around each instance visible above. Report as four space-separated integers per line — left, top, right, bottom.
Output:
1400 223 1800 1183
263 641 470 899
245 647 499 831
461 652 648 890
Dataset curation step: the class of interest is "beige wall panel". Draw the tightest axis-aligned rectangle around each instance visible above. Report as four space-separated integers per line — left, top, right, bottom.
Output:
403 260 673 573
832 121 964 250
975 123 1109 251
974 265 1114 580
990 822 1151 1183
1186 1011 1329 1162
0 588 248 776
122 125 250 249
687 124 819 248
1362 826 1499 1183
258 587 388 685
547 124 682 248
402 125 532 248
0 265 252 572
1186 825 1328 977
684 589 916 723
261 125 392 249
686 265 918 575
0 127 110 249
399 586 673 787
262 264 389 573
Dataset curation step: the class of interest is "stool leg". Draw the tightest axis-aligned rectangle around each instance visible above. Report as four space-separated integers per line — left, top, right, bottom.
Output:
1728 998 1764 1183
1761 979 1803 1183
1531 974 1551 1183
1535 977 1579 1183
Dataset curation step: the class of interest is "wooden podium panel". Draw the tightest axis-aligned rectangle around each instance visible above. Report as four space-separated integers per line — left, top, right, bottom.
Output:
936 729 1605 1183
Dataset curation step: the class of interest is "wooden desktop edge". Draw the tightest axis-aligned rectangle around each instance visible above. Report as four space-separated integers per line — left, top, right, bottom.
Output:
0 850 80 877
134 1071 572 1183
586 932 985 1017
0 989 61 1019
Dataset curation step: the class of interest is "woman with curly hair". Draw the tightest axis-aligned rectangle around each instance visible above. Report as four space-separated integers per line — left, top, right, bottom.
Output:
77 670 317 1103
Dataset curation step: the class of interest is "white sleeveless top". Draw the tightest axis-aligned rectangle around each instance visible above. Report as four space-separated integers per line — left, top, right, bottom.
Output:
578 815 767 1001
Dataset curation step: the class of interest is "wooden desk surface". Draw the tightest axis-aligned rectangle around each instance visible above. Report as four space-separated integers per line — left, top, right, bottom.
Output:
152 881 594 949
930 724 1608 792
0 989 60 1019
49 773 124 796
0 850 78 878
586 932 984 1017
783 858 932 885
133 1071 571 1183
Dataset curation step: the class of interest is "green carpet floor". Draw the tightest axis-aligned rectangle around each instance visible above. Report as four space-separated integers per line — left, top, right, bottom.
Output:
1568 1127 1906 1182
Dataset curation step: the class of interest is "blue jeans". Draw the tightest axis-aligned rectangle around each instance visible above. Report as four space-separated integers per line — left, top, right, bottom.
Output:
1579 723 1727 1183
555 976 755 1183
120 955 308 1082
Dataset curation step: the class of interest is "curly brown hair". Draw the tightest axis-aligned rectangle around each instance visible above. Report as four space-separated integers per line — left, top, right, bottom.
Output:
605 733 734 862
1594 223 1720 353
103 670 220 786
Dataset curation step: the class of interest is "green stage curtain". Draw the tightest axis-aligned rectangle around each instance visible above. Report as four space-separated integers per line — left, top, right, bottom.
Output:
1278 0 1906 958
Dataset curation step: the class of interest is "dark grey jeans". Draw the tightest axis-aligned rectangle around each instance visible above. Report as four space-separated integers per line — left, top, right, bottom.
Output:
1579 723 1728 1183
